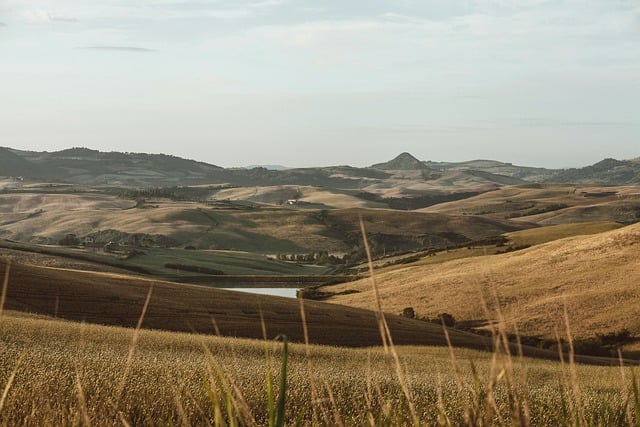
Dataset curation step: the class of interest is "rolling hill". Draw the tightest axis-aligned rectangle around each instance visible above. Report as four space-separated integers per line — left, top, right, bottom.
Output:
0 261 489 349
421 184 640 225
0 193 532 255
320 222 640 351
0 260 621 364
5 147 636 192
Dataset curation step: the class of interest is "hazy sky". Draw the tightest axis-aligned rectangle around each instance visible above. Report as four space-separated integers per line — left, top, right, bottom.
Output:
1 0 639 168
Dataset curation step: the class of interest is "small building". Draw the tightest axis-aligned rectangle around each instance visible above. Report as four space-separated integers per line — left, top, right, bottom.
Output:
84 236 96 245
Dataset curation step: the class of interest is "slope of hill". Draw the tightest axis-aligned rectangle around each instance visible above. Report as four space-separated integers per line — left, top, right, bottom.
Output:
2 148 387 188
1 260 621 365
423 159 554 181
0 147 540 190
547 158 640 185
0 261 494 350
0 195 531 255
421 184 640 225
371 152 429 170
321 223 640 349
0 147 42 177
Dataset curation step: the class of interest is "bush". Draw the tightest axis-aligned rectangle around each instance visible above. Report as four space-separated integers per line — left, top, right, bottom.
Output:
401 307 416 319
437 313 456 327
58 234 79 246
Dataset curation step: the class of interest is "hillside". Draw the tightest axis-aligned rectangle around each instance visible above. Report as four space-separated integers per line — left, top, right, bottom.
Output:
423 159 554 181
4 147 636 192
1 260 625 367
371 152 429 170
0 147 42 177
321 223 640 351
549 158 640 185
0 195 531 256
0 261 491 350
422 157 640 185
421 184 640 225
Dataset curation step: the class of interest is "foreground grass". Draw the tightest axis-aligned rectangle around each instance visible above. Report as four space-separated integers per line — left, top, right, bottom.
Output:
0 312 637 426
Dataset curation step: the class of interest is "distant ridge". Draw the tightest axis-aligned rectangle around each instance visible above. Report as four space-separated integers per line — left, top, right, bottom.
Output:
0 147 42 177
245 164 290 171
550 158 640 185
371 152 429 170
0 146 638 187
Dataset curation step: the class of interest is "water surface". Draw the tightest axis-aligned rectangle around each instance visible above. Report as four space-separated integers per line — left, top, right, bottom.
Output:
224 287 298 298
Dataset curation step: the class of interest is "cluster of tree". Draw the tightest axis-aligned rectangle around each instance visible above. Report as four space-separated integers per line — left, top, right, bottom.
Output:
400 308 457 327
517 329 634 357
275 251 345 265
297 287 360 300
505 203 568 219
495 244 531 254
355 191 480 210
115 186 214 202
58 234 80 246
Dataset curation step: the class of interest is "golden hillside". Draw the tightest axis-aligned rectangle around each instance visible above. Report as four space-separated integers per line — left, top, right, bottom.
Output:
325 222 640 344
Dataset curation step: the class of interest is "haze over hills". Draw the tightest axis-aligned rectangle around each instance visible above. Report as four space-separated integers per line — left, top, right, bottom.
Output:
1 144 639 360
2 146 639 188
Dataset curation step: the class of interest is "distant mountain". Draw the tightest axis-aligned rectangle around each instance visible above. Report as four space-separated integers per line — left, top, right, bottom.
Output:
245 164 291 171
423 157 640 184
5 147 224 186
1 146 638 189
371 152 429 170
423 159 554 181
547 158 640 185
0 147 42 177
0 147 385 188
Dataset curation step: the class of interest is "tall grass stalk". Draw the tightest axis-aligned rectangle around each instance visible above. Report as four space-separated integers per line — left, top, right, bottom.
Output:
74 369 91 426
630 369 640 426
564 304 587 426
260 311 288 427
113 284 153 411
0 352 23 413
298 297 322 425
360 216 419 425
0 261 10 319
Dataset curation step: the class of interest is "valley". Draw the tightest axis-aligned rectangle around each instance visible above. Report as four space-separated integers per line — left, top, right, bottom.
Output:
1 148 640 425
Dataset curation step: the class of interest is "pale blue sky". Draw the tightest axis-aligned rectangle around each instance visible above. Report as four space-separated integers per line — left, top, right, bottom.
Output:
1 0 639 168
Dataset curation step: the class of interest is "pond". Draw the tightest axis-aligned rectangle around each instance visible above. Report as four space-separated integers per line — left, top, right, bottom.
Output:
223 287 298 298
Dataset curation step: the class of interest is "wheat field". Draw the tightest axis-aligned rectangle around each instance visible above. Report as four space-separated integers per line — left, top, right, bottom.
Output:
0 309 637 426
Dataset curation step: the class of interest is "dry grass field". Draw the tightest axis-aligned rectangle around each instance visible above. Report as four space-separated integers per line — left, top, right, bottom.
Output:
210 185 387 209
323 223 640 352
421 184 640 225
0 261 495 350
0 192 530 254
0 308 637 425
1 182 639 425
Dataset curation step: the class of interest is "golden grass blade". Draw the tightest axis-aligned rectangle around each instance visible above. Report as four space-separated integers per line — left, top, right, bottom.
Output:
563 304 587 427
75 370 91 426
359 217 389 352
0 261 10 319
113 284 153 410
359 216 419 425
118 412 133 427
321 378 345 427
0 351 24 412
617 349 635 427
170 382 190 427
298 297 321 425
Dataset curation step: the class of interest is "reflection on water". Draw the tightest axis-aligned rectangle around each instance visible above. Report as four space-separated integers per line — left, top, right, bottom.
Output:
224 288 298 298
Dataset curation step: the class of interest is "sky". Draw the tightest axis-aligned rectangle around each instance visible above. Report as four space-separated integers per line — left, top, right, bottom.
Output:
1 0 639 168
